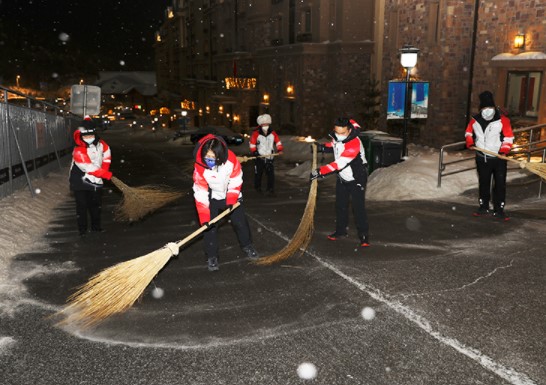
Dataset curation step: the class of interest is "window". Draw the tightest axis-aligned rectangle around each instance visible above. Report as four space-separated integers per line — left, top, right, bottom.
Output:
427 1 442 45
505 71 542 120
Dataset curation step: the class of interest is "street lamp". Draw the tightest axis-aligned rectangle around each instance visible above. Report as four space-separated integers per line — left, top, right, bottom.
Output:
181 110 188 131
399 45 419 158
16 75 20 87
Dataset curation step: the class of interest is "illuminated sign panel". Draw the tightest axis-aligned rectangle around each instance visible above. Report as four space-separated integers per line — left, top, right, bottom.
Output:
225 77 257 90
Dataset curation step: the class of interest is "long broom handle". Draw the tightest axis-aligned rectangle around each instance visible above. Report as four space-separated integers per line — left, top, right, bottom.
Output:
237 153 281 163
471 146 519 164
174 202 241 248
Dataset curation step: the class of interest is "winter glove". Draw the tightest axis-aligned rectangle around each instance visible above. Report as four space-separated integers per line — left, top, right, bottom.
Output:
465 137 474 149
499 146 510 155
310 168 323 181
164 242 179 256
252 151 260 157
202 221 215 229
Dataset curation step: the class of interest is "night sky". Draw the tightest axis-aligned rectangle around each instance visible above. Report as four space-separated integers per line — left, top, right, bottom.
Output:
0 0 167 87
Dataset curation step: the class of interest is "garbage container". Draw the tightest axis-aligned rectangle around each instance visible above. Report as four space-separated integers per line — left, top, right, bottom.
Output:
370 135 403 172
359 130 389 173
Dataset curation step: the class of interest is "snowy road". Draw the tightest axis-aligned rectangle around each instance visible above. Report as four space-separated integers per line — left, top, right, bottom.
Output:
1 125 544 385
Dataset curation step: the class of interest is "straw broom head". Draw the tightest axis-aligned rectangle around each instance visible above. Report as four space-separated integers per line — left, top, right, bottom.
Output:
53 203 240 328
54 247 174 328
111 176 183 222
519 160 546 179
253 146 318 265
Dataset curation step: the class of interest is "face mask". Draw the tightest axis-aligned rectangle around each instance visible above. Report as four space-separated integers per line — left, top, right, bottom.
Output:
83 137 95 144
481 108 495 121
204 157 216 168
336 134 347 141
261 125 269 132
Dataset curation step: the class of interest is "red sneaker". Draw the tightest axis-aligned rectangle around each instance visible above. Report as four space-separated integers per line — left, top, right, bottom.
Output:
327 232 348 241
359 235 370 247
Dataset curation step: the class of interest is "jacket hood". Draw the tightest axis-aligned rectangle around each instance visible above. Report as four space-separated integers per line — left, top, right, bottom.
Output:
193 134 228 169
73 128 99 147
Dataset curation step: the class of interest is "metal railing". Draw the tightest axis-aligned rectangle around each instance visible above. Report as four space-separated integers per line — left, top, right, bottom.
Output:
438 123 546 196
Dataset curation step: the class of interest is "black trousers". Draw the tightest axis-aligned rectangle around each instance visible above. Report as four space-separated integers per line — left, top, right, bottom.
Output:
203 199 252 259
74 189 103 233
475 154 507 210
254 158 275 192
335 174 369 238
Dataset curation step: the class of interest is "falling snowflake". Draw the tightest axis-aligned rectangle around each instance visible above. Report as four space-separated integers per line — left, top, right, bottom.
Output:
297 362 317 380
361 306 376 320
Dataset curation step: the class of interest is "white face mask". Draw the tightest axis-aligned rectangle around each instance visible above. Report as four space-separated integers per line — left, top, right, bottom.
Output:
336 134 347 141
261 125 269 132
481 108 495 121
83 137 95 144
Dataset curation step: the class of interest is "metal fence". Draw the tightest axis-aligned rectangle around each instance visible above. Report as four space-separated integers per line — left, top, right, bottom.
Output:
438 122 546 197
0 86 79 199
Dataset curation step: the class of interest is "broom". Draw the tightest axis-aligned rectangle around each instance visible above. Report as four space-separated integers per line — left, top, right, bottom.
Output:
54 202 241 328
472 146 546 179
111 176 184 222
236 153 282 164
254 145 318 265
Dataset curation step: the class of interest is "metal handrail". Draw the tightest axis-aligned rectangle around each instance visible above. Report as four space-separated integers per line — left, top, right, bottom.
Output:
438 123 546 194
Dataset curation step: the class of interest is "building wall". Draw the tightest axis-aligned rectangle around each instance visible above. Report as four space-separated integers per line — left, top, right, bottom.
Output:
381 0 546 147
155 0 376 138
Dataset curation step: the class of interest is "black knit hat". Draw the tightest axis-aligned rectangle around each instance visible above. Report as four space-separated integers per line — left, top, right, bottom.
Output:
479 91 495 109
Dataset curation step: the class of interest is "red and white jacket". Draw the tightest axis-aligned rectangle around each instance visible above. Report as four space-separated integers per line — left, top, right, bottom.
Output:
465 110 514 155
319 127 367 183
193 134 243 225
249 128 283 159
69 129 112 191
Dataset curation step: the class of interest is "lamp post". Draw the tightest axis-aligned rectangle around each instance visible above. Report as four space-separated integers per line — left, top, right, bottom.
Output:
181 110 188 131
399 45 419 158
16 75 20 88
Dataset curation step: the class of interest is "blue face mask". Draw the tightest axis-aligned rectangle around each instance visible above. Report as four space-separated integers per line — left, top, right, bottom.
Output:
204 157 216 168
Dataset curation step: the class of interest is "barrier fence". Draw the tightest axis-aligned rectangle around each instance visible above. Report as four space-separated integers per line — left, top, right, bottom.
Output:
0 86 80 199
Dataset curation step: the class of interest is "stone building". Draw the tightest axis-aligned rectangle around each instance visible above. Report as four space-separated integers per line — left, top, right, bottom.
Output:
154 0 376 136
381 0 546 146
155 0 545 146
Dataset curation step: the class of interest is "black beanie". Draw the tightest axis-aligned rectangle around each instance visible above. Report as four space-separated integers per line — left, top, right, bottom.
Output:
479 91 495 109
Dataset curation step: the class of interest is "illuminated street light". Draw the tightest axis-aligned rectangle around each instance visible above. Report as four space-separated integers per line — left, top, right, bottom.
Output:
399 45 419 158
16 75 20 87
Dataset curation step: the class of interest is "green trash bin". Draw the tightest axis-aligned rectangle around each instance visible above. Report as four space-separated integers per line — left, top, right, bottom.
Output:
359 130 388 173
370 135 403 172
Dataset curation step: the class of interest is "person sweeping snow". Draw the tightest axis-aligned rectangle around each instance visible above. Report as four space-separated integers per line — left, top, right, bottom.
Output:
465 90 514 220
193 134 259 271
310 117 370 247
249 114 283 196
69 116 113 236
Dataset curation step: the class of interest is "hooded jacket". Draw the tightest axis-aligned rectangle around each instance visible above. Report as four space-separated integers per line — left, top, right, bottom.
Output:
193 134 243 224
69 128 112 191
319 127 367 183
465 109 514 156
249 126 283 159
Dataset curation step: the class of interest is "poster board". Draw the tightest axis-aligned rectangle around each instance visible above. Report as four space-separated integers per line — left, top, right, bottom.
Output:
387 81 429 119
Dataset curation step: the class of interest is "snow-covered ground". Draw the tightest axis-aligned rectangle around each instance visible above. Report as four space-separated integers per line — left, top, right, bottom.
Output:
0 133 530 313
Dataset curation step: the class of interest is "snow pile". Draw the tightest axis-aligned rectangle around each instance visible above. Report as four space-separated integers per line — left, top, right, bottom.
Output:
366 145 477 201
281 139 485 201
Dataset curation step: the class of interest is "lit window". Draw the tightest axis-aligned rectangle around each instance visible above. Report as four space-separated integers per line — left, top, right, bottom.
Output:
505 71 542 120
